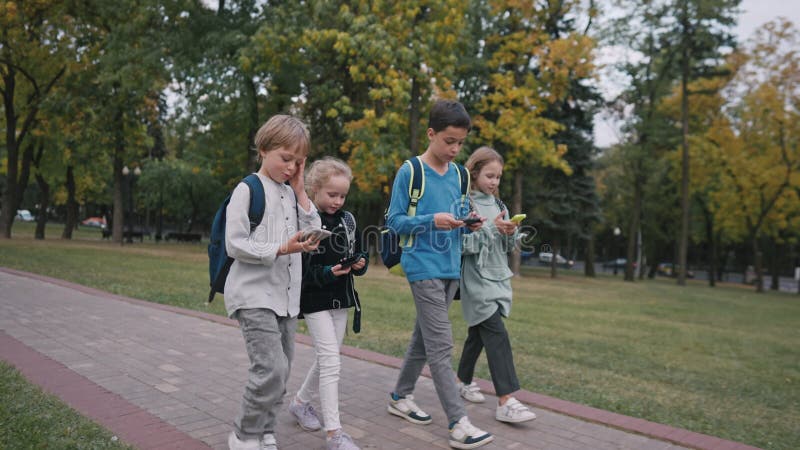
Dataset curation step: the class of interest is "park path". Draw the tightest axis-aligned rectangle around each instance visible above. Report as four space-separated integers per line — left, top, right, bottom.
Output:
0 268 758 450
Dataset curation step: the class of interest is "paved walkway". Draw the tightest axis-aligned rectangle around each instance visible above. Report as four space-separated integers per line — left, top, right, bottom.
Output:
0 269 758 450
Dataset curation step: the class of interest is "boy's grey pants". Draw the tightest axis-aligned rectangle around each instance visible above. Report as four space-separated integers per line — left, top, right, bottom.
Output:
234 308 297 440
394 278 467 424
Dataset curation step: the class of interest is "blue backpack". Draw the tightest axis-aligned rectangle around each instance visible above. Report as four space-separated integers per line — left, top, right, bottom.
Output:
207 174 266 303
380 156 470 268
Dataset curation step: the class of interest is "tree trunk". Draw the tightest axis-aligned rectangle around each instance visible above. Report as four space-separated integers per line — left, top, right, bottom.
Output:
550 236 559 279
246 77 259 172
510 170 523 275
753 237 764 293
677 12 691 286
584 235 596 277
704 205 716 287
1 68 18 238
409 77 420 155
625 176 642 281
34 173 50 240
637 227 645 280
769 240 780 291
112 145 125 243
156 185 164 242
62 166 78 239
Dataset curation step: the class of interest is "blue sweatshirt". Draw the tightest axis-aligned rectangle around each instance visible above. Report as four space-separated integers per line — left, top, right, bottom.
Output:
387 160 469 282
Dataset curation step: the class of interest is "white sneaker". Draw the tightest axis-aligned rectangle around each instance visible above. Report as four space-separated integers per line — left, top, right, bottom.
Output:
448 416 493 449
260 433 277 450
387 393 432 425
228 431 261 450
458 382 486 403
326 429 360 450
289 397 322 431
495 397 537 423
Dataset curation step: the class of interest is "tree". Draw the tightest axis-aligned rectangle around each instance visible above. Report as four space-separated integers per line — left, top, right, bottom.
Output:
531 1 602 278
668 0 739 285
72 0 182 242
607 0 684 281
703 20 800 292
0 1 71 238
137 159 224 233
472 0 596 275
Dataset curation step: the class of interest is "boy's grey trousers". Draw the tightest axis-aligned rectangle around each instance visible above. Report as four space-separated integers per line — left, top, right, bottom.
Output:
394 278 467 424
234 308 297 440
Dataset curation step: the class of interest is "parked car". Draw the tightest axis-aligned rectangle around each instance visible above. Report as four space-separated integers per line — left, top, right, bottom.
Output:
602 258 628 270
656 262 695 278
81 216 107 228
15 209 34 222
538 252 574 269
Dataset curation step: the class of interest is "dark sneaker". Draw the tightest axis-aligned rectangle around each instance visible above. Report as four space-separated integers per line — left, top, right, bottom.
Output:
448 416 493 449
289 397 322 431
387 393 432 425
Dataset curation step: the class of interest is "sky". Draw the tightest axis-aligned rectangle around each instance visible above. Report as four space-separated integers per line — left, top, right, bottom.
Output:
592 0 800 147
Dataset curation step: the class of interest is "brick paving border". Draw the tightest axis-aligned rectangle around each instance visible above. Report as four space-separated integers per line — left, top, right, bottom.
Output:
0 267 761 450
0 330 210 450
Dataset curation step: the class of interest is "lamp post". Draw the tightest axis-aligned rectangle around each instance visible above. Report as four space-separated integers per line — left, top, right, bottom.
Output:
122 165 141 244
613 227 621 276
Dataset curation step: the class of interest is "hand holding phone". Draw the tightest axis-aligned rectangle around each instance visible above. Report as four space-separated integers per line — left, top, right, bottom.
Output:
338 254 361 269
301 228 332 242
458 216 482 226
510 214 526 224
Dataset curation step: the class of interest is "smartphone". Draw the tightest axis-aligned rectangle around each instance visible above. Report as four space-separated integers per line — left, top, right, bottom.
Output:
338 254 362 268
510 214 527 224
301 228 332 242
458 217 482 226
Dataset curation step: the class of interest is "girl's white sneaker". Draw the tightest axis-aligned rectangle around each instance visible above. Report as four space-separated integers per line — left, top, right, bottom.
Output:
458 382 486 403
495 397 537 423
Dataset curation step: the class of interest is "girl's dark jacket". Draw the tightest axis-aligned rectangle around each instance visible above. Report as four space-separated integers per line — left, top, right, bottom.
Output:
300 210 368 327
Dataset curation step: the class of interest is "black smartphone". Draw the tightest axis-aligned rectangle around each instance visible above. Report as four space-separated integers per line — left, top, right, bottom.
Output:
338 254 361 268
458 217 482 226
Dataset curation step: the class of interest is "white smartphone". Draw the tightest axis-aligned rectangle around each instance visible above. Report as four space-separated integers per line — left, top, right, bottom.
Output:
301 228 332 242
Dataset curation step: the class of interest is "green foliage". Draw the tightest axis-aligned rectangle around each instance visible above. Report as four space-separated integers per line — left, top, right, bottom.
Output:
137 159 225 231
0 361 133 449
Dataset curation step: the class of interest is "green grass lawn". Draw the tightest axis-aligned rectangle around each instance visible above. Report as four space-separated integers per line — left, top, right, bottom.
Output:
0 361 133 449
1 222 799 450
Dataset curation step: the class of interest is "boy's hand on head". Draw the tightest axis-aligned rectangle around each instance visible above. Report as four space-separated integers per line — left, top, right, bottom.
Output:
290 157 313 210
494 211 517 235
433 213 462 230
288 157 306 193
330 264 352 276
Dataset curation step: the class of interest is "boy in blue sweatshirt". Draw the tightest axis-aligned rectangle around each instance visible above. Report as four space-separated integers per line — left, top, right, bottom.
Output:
385 100 493 449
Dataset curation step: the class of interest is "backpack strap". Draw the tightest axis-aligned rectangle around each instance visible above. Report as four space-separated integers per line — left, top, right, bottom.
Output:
494 196 507 217
401 157 425 247
242 174 266 232
342 210 357 255
453 163 471 212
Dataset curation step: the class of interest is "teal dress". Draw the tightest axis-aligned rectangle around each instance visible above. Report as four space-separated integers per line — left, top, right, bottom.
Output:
460 191 517 327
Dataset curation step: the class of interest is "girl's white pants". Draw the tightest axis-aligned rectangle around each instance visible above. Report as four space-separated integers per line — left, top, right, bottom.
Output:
296 308 348 431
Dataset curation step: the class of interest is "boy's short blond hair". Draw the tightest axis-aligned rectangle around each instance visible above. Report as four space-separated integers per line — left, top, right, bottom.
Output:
254 115 310 159
305 156 352 197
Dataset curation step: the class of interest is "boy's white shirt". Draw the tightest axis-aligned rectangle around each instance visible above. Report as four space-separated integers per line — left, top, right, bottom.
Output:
223 172 321 318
